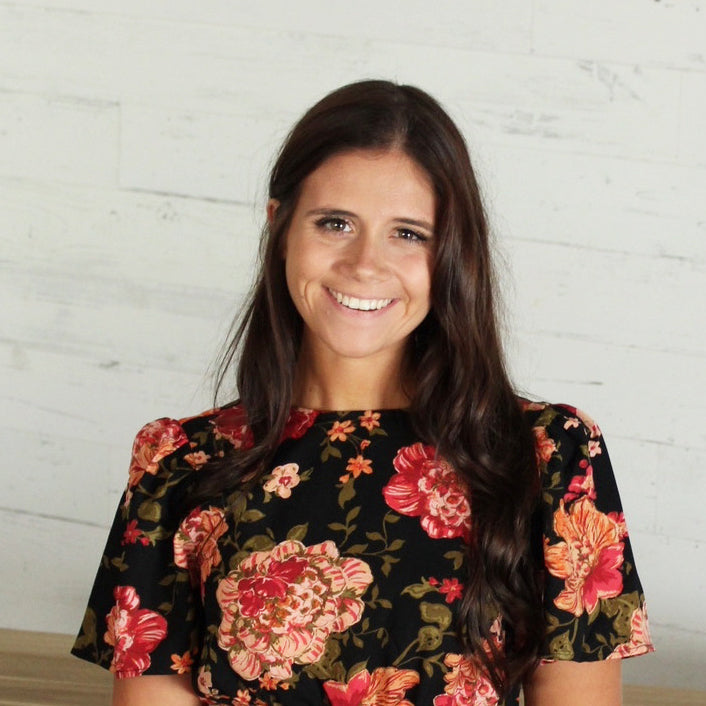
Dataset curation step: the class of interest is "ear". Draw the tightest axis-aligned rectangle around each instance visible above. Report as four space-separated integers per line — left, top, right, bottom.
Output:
266 198 280 227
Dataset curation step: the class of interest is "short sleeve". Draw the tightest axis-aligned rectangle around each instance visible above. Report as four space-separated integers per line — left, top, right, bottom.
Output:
532 403 654 663
71 418 201 678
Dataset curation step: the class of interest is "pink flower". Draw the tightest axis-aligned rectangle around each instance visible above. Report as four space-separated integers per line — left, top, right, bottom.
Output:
184 450 210 469
216 539 372 681
104 586 167 678
173 506 228 586
125 419 189 505
383 443 471 542
544 497 624 616
324 667 420 706
607 605 655 660
282 408 319 440
212 406 253 449
563 461 597 503
588 439 602 457
433 653 499 706
263 463 301 499
557 405 601 438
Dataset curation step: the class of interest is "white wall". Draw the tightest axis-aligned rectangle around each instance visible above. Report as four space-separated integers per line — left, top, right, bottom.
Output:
1 0 704 690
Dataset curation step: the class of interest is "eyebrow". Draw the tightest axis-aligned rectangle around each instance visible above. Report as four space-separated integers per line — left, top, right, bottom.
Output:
305 208 434 233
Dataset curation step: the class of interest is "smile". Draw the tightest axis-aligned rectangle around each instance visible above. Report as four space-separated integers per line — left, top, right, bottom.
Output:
327 288 393 311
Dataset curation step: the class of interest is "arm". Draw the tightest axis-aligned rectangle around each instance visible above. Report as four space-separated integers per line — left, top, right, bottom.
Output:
113 674 201 706
523 660 622 706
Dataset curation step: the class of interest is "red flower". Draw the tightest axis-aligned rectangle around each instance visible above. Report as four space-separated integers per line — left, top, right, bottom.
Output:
121 519 149 547
438 578 464 603
383 443 471 541
282 408 319 440
212 406 254 449
125 419 189 505
104 586 167 678
563 461 597 503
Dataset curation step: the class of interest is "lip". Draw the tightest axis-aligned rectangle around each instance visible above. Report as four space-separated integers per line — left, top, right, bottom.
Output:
325 287 396 313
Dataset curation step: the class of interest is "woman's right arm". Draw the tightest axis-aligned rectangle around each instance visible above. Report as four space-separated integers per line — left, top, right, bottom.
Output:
113 674 201 706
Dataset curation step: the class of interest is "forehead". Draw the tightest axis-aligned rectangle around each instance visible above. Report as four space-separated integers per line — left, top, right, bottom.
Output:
298 149 436 219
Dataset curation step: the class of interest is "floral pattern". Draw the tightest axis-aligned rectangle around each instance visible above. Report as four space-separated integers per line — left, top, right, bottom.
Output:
324 667 420 705
216 539 373 681
174 506 229 586
104 586 167 677
383 443 471 541
73 402 653 704
544 497 624 616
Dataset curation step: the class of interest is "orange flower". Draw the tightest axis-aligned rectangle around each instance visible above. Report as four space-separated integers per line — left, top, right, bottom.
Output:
170 650 194 674
544 497 624 616
346 455 373 479
327 419 355 442
359 410 381 432
533 426 557 464
324 667 420 705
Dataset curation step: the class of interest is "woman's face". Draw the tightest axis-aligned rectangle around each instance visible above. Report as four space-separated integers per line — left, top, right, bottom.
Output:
282 148 436 369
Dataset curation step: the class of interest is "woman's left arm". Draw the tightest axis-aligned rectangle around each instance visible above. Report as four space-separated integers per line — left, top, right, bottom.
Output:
523 660 622 706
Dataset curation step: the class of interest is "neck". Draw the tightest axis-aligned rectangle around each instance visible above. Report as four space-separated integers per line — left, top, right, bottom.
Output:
292 341 412 411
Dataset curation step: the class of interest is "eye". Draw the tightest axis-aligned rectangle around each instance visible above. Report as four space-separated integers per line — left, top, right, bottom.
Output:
396 228 428 244
315 217 351 233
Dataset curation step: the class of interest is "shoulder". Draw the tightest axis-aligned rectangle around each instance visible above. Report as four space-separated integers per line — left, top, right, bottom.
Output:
123 403 247 510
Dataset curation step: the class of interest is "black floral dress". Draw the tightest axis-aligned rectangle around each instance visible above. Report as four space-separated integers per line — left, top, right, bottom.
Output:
72 402 653 705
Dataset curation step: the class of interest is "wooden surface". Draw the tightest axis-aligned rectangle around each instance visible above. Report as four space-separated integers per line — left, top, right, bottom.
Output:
0 629 704 706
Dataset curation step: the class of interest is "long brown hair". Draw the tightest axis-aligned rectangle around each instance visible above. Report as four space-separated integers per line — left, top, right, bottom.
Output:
195 80 542 696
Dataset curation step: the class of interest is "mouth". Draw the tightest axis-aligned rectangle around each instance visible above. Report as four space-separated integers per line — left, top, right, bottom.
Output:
327 287 394 311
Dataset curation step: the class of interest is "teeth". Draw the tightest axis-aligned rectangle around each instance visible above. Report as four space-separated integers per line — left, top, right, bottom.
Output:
329 288 392 311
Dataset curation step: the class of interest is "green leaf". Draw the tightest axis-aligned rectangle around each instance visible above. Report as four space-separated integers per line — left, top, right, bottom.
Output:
548 631 574 660
443 550 465 571
420 601 452 630
328 522 347 532
387 538 405 552
346 506 361 523
417 625 443 652
365 531 385 542
241 509 266 523
137 500 161 523
401 582 436 599
423 659 434 678
384 512 400 523
328 445 342 459
158 574 176 586
241 534 275 552
338 480 356 508
286 523 309 542
347 660 369 680
346 543 369 555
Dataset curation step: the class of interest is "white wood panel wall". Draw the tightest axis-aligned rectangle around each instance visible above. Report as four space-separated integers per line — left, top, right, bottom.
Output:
1 0 704 691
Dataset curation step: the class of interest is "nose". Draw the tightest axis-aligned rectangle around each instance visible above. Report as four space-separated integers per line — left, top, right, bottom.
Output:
341 231 387 280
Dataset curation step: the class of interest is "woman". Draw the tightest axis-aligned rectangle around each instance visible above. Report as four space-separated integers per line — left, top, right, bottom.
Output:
72 80 653 705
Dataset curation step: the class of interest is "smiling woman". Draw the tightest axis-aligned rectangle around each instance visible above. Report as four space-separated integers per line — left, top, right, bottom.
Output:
281 149 435 408
71 80 653 705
